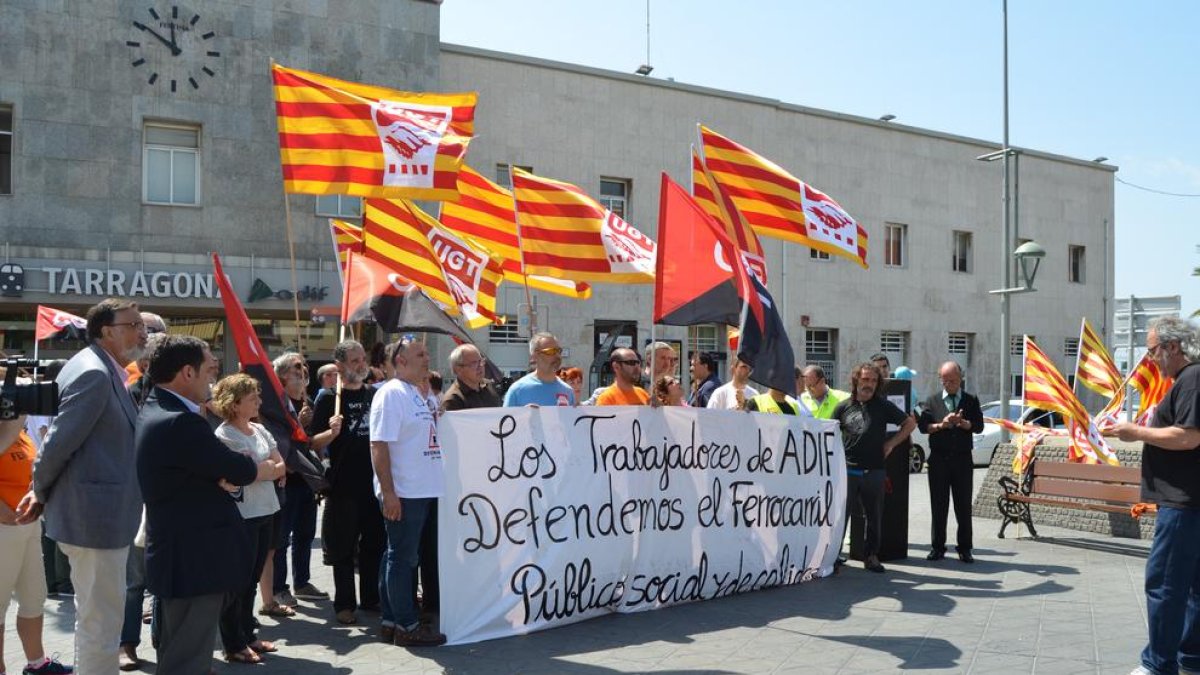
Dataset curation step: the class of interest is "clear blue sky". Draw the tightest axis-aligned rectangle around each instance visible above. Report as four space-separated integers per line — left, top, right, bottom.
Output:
442 0 1199 319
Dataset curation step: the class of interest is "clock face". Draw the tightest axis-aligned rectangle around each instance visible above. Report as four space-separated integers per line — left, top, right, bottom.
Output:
127 5 220 93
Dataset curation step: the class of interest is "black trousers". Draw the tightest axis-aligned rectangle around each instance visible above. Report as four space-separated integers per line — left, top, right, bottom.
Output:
322 489 386 612
845 470 886 558
927 449 974 553
219 515 274 653
159 593 223 675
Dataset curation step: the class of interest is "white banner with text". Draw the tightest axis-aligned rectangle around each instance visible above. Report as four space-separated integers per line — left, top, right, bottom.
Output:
437 406 847 645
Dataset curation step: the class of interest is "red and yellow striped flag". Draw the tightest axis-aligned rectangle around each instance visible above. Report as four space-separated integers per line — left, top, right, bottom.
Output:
328 219 363 283
440 166 591 299
1075 318 1123 400
691 147 768 283
362 198 503 329
1024 336 1118 465
511 168 656 284
1130 354 1174 425
698 125 868 268
271 63 476 201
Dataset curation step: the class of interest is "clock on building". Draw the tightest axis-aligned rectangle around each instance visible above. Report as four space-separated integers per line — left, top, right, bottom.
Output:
127 5 220 93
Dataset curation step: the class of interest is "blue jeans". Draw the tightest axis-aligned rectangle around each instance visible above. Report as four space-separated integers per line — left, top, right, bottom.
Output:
379 498 433 629
1142 506 1200 675
120 545 146 646
274 478 317 593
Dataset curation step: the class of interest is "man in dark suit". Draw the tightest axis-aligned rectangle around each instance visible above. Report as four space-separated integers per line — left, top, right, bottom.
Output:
22 299 146 673
136 335 271 674
917 361 985 563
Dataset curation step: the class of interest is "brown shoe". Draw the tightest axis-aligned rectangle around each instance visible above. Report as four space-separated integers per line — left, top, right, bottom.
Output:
379 624 396 643
336 609 357 625
119 644 141 671
394 624 446 647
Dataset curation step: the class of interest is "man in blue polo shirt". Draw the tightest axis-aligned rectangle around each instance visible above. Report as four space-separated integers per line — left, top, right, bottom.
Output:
503 332 576 407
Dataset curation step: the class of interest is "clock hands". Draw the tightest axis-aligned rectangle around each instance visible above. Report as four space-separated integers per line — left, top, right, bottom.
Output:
132 20 181 56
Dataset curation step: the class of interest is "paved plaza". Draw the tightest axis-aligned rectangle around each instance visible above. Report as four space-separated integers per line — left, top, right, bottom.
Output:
5 469 1153 674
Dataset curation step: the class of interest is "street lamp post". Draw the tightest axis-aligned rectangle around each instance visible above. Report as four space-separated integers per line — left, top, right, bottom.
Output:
990 241 1046 441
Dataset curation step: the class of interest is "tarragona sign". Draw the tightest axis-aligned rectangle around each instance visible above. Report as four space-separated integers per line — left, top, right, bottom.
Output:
35 266 327 302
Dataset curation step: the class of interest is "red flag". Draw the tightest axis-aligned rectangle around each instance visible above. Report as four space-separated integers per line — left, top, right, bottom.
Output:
654 173 760 328
35 305 87 342
212 254 308 444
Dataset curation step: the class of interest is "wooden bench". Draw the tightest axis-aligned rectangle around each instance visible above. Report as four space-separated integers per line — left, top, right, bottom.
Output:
996 458 1150 538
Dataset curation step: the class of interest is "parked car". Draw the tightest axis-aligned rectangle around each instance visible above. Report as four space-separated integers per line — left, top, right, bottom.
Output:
907 398 1064 472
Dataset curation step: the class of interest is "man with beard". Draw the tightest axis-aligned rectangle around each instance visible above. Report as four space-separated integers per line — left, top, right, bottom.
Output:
831 362 915 574
503 332 575 407
596 348 651 406
309 340 381 626
22 299 147 673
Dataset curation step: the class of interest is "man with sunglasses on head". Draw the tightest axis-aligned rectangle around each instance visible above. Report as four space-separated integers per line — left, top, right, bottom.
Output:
1113 317 1200 675
596 348 650 406
21 298 148 674
503 332 576 407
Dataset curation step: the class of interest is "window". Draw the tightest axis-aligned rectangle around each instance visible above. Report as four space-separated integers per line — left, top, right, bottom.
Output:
1064 338 1079 358
0 105 11 195
952 231 972 273
1069 245 1086 283
488 315 523 344
879 330 908 364
884 223 906 267
316 195 362 218
805 329 837 380
143 122 200 205
688 324 722 355
599 178 630 219
495 163 532 190
1010 374 1024 398
1010 335 1025 356
948 332 972 365
810 248 831 261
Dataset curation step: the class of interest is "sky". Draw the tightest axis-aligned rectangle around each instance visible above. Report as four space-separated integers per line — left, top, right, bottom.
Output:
441 0 1199 319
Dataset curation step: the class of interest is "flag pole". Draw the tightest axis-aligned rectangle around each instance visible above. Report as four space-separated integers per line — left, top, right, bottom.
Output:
335 250 356 417
1072 317 1084 395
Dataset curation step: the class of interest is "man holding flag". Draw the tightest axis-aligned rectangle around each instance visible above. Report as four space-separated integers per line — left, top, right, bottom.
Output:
1113 317 1200 675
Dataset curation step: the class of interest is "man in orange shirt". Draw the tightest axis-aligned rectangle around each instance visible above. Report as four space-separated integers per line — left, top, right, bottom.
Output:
596 348 650 406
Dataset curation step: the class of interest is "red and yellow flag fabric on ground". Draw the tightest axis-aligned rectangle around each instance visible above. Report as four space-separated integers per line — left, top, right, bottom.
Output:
1076 318 1123 401
691 147 768 283
328 219 364 283
362 198 503 329
697 125 868 268
440 165 591 299
271 63 476 201
511 168 657 284
1023 336 1119 465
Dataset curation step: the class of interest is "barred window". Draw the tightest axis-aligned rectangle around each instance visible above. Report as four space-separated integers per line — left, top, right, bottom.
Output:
688 324 722 355
1064 338 1080 358
879 330 908 364
488 315 523 344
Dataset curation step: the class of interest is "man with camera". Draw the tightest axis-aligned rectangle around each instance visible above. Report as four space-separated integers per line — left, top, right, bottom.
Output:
20 298 147 674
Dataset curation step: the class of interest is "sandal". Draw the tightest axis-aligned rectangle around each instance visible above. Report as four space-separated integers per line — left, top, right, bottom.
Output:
225 648 261 664
258 602 296 618
249 640 277 653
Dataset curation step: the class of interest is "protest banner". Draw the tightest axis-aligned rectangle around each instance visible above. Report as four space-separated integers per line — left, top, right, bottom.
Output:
437 406 847 645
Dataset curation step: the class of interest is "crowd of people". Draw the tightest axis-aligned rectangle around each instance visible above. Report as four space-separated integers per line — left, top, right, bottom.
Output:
0 300 1196 675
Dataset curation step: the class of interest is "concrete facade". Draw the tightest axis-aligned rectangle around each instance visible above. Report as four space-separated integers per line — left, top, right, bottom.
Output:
440 44 1116 398
0 3 1115 397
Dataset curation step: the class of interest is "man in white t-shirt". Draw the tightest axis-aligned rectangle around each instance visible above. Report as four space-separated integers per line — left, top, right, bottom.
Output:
368 337 446 648
707 357 758 410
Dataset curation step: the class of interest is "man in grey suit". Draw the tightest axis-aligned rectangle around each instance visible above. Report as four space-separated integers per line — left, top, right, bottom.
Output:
19 298 148 674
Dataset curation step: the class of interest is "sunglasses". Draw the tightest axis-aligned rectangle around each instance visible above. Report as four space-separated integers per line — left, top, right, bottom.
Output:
615 359 642 367
536 346 563 356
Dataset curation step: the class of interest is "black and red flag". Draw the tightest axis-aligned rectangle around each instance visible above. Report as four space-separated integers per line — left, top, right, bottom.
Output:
654 173 794 395
341 249 475 344
35 305 87 342
212 254 308 444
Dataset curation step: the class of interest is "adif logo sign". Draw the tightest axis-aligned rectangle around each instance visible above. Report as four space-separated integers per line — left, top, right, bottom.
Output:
371 100 451 189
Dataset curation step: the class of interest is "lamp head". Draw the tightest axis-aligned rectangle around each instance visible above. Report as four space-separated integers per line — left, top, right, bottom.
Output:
1013 240 1045 291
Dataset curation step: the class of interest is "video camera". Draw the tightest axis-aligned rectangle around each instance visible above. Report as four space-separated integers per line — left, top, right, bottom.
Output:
0 358 58 420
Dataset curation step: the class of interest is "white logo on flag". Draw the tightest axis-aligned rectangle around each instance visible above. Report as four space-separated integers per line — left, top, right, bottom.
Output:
428 229 487 321
600 211 656 276
371 100 452 189
800 182 859 256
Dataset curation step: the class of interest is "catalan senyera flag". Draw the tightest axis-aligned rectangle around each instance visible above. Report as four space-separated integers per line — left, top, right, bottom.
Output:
698 124 868 268
362 198 503 329
1130 354 1174 425
271 63 476 201
328 219 363 284
691 146 768 283
1023 336 1119 465
1075 318 1123 400
511 168 656 284
440 165 591 299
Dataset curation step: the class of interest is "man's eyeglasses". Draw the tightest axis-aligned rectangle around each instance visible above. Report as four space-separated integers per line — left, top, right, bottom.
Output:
536 346 563 356
146 326 165 335
1147 341 1168 356
458 360 484 369
615 359 642 367
109 321 145 331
